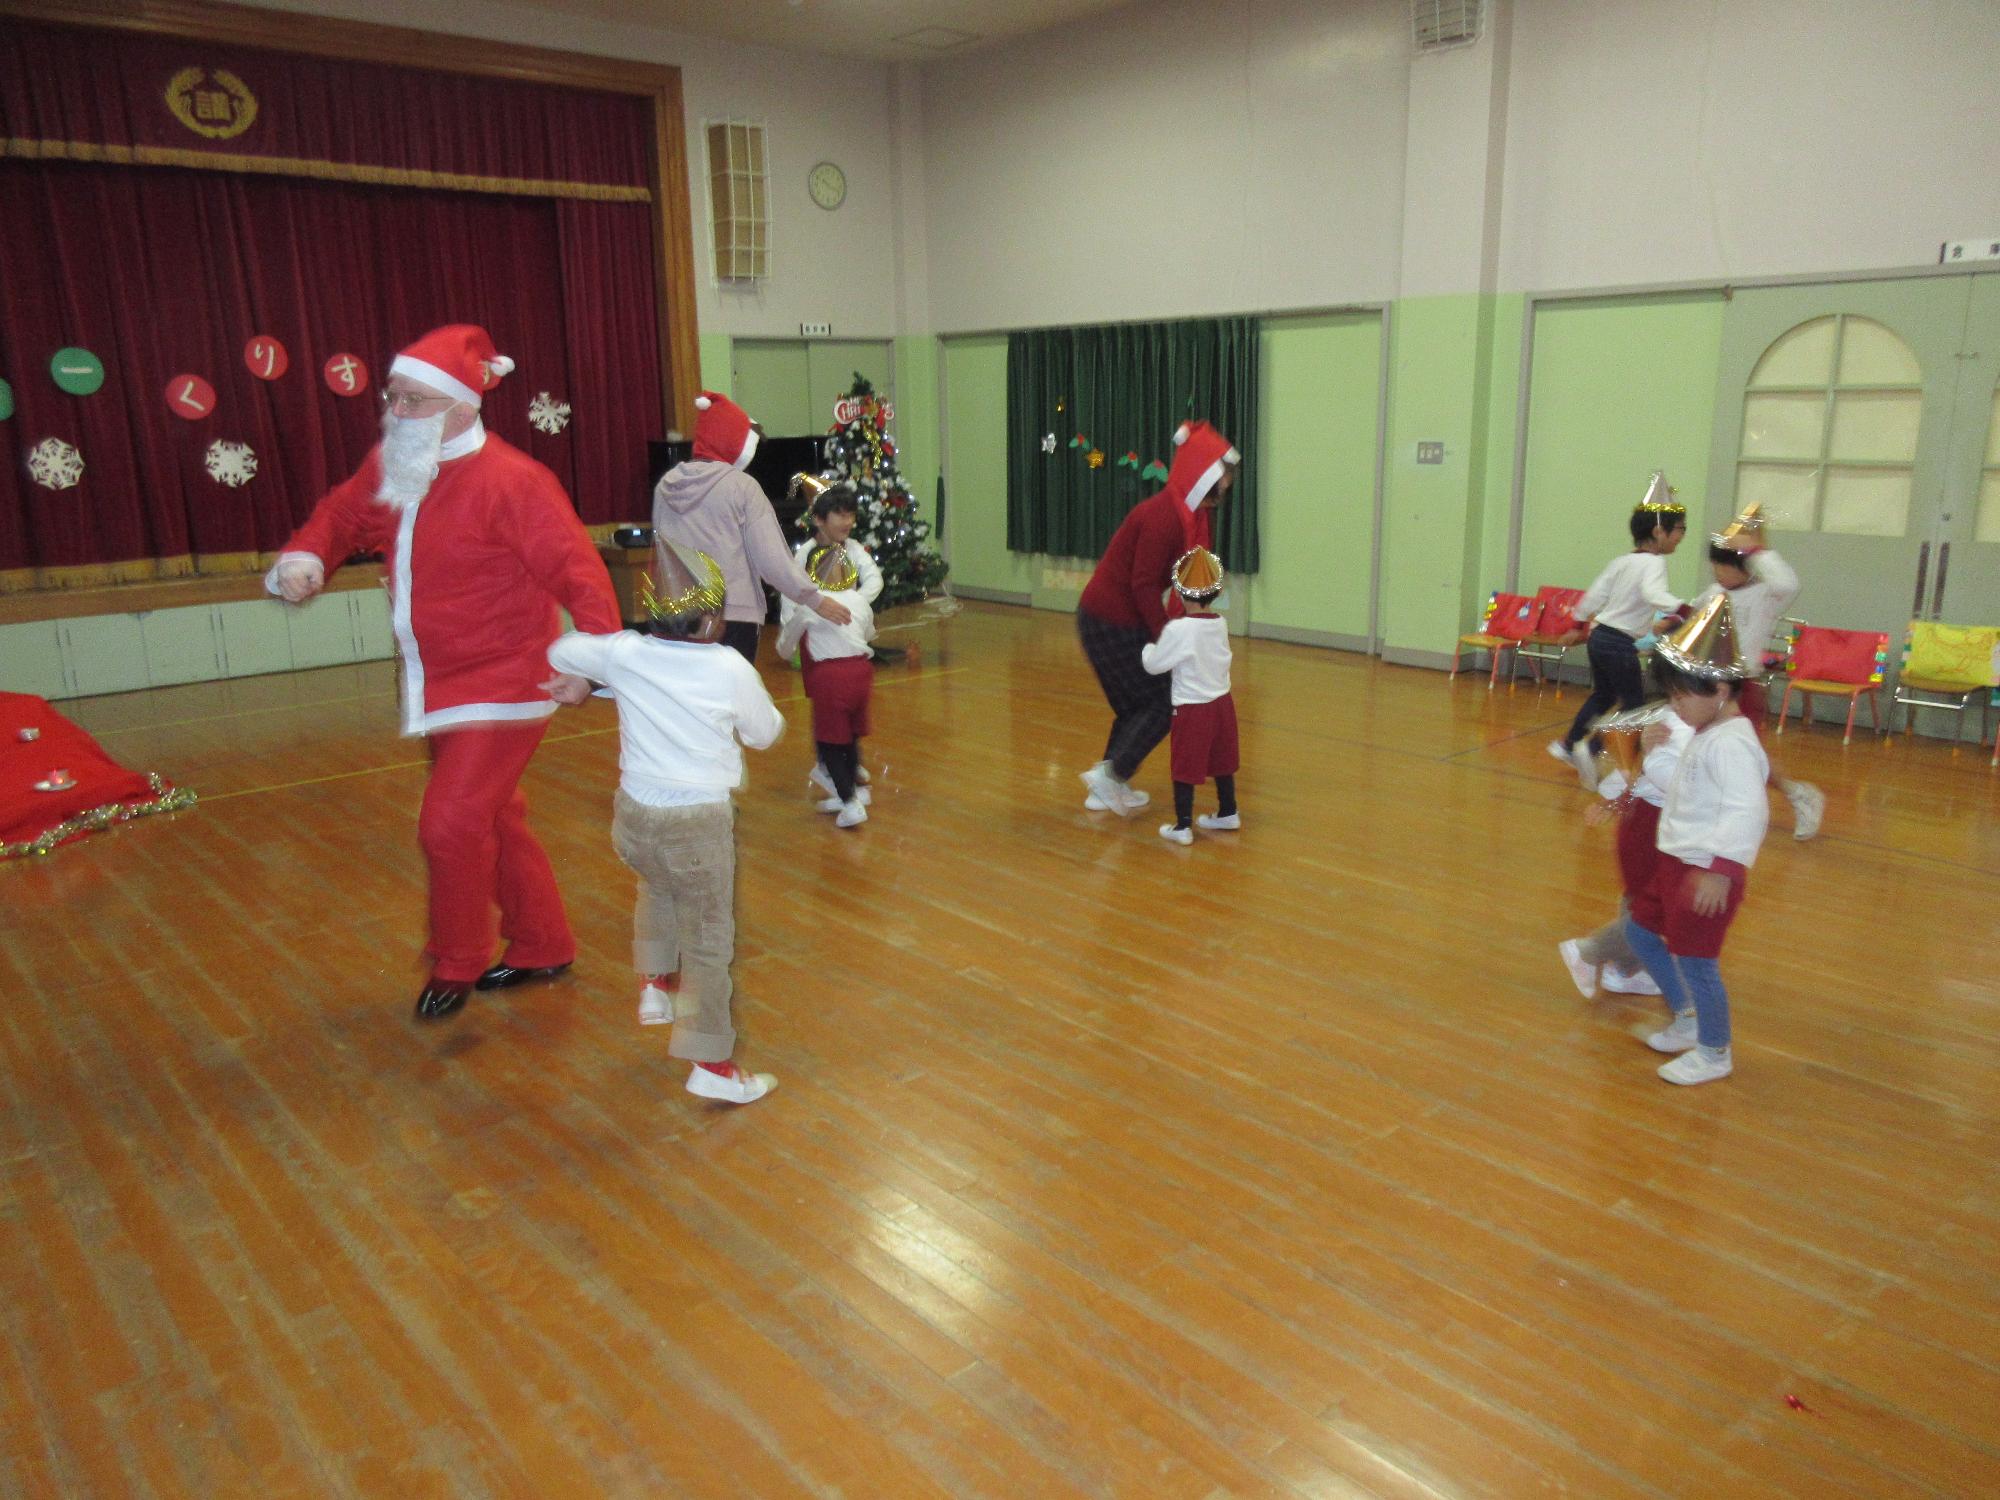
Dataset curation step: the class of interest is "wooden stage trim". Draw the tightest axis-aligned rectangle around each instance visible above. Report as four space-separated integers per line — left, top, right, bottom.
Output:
2 602 1996 1497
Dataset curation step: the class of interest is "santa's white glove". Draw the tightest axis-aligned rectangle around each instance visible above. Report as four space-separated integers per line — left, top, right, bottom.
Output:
267 555 325 603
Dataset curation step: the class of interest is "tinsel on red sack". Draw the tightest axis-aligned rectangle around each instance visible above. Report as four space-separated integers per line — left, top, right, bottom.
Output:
1 692 194 858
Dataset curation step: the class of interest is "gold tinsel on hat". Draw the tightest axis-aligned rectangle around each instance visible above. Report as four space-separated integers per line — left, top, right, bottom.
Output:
1634 470 1685 517
1171 546 1225 600
1709 500 1764 550
789 471 832 532
1656 592 1749 680
640 540 728 621
807 543 859 592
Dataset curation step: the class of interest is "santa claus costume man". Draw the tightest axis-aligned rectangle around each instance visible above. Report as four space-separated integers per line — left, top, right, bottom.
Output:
1075 420 1240 815
267 324 622 1020
651 391 850 663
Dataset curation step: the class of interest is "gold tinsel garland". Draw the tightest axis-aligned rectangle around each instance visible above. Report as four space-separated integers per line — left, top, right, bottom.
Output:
2 773 197 860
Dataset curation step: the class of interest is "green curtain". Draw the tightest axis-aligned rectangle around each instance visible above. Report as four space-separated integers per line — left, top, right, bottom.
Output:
1006 317 1260 572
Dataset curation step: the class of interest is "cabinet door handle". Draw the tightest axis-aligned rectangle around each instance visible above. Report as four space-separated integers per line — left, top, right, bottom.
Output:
1931 541 1950 617
1911 541 1931 618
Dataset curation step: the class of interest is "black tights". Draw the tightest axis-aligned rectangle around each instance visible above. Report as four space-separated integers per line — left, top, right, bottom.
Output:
1171 775 1237 828
817 740 859 801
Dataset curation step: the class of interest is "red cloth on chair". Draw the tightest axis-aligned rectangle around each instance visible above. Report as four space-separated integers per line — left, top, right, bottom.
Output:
1 692 177 855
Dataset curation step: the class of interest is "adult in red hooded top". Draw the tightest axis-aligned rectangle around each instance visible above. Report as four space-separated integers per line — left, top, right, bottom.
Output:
266 324 622 1021
1075 420 1240 816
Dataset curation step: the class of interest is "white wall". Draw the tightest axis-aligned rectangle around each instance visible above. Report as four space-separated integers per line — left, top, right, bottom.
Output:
233 0 909 339
916 0 1412 330
1496 0 2000 292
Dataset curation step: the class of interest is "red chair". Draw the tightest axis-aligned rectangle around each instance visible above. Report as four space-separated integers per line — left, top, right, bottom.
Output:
1511 586 1588 696
1778 625 1889 744
1453 591 1536 689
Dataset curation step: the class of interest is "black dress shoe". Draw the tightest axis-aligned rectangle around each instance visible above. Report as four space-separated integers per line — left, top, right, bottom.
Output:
474 961 574 992
414 979 473 1020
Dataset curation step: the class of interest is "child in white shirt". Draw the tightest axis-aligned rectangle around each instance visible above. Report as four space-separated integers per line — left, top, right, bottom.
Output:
1140 547 1239 846
1622 596 1770 1086
1548 473 1688 788
546 541 786 1105
786 481 883 808
775 537 877 828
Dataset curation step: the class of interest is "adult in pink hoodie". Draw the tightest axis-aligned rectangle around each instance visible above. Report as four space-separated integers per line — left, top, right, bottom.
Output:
651 393 851 662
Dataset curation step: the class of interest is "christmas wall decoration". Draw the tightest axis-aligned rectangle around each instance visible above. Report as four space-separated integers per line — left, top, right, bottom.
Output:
0 378 13 421
322 353 369 397
528 392 571 435
50 348 104 396
165 375 216 420
204 440 258 487
26 437 83 490
813 373 946 608
243 335 288 380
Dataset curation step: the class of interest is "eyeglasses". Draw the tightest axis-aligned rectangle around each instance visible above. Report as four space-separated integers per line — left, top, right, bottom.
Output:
381 389 456 414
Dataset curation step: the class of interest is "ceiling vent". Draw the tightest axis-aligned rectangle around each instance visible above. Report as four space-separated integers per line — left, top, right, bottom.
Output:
1412 0 1482 52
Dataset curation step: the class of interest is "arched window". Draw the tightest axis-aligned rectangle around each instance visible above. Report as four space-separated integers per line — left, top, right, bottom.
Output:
1735 315 1921 537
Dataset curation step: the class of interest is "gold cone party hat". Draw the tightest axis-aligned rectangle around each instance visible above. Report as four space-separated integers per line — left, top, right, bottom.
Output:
1710 500 1764 549
1171 546 1225 600
788 472 832 533
1655 592 1747 679
807 543 859 592
1635 470 1684 518
641 538 728 622
1592 700 1677 784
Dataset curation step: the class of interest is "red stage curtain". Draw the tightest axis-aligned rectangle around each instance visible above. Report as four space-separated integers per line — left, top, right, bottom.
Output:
0 158 662 574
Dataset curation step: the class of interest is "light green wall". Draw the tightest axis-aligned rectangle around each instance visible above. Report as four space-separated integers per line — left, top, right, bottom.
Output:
732 341 814 434
893 335 941 525
697 332 733 399
1249 313 1383 640
941 336 1034 597
1517 292 1726 603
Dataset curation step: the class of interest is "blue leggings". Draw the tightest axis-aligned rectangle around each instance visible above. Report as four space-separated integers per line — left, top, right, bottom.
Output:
1623 917 1731 1048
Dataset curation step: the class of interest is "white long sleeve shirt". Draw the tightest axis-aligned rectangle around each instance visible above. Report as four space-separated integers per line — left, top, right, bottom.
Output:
545 631 784 805
1140 613 1232 705
1577 551 1682 638
775 588 875 663
1596 712 1695 809
1689 547 1800 674
791 537 883 605
1656 715 1770 869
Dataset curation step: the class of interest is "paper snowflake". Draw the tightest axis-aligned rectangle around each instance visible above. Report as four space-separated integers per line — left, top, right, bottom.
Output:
26 437 84 490
204 440 258 488
1040 432 1056 454
528 392 572 436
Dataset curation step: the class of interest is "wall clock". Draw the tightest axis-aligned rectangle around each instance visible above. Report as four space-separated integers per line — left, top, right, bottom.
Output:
808 161 847 210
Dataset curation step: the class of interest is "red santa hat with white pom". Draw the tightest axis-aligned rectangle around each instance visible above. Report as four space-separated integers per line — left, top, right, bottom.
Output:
389 324 514 408
691 391 759 470
1166 420 1239 512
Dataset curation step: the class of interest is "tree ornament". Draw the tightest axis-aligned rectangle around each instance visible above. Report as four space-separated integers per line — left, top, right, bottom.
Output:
528 392 572 435
204 439 258 487
26 436 84 490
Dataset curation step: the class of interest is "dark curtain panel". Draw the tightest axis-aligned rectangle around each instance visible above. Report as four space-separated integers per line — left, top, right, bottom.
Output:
0 158 662 573
1006 317 1260 572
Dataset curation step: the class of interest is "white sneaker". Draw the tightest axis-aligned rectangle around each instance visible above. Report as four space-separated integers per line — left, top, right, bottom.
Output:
816 795 844 813
1557 939 1599 999
1601 965 1661 996
1643 1012 1700 1053
1658 1047 1733 1085
638 982 675 1026
1547 738 1574 767
808 762 838 799
855 765 871 785
1568 740 1600 791
811 766 870 806
685 1063 775 1104
1785 780 1825 841
835 798 868 828
1117 782 1150 808
1196 812 1241 830
1080 762 1137 818
1159 823 1193 846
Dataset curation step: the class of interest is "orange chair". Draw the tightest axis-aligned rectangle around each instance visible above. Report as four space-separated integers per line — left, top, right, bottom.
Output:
1777 625 1889 744
1511 586 1588 696
1453 591 1536 689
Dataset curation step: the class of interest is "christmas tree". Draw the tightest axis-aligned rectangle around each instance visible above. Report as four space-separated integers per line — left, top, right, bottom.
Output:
817 373 947 609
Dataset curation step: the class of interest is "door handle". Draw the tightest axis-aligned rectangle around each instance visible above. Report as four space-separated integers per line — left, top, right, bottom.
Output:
1911 541 1930 618
1931 540 1950 618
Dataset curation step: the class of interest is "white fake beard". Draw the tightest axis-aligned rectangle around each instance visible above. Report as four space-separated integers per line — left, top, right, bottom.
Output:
375 410 447 509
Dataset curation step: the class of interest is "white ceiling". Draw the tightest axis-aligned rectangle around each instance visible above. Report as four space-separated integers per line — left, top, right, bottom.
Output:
502 0 1136 61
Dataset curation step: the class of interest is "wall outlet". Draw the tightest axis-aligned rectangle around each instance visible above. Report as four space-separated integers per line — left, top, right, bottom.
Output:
1416 441 1445 464
1939 239 2000 265
800 321 833 337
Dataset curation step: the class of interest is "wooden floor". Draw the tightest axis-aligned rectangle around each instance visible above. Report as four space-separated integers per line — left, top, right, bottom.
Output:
4 599 1998 1498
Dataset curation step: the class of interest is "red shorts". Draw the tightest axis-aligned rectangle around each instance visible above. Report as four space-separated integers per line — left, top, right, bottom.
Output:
1628 854 1746 960
1737 679 1769 744
1170 695 1239 784
801 648 872 743
1615 798 1662 901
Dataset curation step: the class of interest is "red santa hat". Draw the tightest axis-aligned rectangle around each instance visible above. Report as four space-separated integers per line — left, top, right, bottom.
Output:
1166 420 1240 513
388 324 514 409
692 391 759 469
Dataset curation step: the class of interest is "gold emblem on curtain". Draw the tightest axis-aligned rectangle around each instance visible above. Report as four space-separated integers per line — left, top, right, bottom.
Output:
164 67 259 141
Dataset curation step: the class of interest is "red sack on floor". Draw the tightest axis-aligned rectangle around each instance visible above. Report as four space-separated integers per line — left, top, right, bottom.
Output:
1 692 194 858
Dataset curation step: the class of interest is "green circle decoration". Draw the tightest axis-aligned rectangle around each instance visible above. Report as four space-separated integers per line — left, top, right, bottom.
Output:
51 347 105 396
0 378 13 421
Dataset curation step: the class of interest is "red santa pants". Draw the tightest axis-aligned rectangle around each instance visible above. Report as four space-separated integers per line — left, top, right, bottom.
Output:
420 719 574 982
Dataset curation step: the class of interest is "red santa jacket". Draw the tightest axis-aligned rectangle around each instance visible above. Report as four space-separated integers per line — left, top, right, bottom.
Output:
1078 490 1213 640
278 428 620 735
